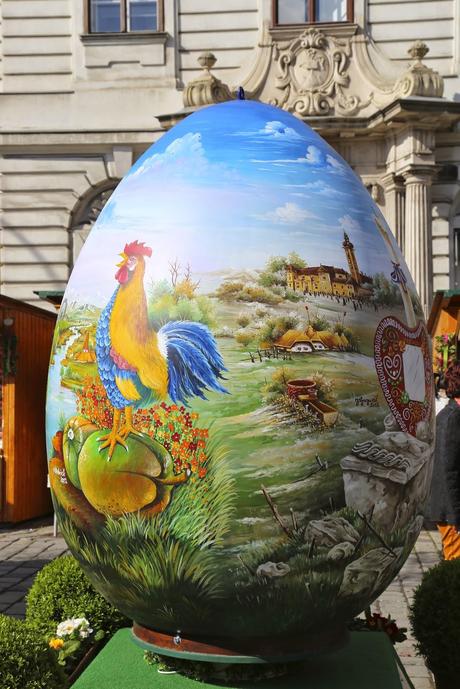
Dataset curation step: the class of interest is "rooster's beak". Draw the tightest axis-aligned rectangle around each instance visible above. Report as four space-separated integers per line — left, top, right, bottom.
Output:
116 252 128 267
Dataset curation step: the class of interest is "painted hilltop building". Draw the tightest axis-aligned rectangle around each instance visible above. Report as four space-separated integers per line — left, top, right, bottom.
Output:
286 232 373 297
1 1 460 314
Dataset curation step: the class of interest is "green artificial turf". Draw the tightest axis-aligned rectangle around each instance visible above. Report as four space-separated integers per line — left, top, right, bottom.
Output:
72 628 408 689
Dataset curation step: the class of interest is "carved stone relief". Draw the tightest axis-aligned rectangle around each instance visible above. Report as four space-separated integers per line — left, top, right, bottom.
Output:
231 26 445 121
271 29 369 116
180 28 445 125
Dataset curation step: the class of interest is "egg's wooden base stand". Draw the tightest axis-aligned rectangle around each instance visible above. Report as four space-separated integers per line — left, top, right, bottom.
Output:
71 628 413 688
132 622 348 665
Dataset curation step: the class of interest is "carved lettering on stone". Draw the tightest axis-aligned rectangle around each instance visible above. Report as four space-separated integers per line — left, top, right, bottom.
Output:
272 29 368 117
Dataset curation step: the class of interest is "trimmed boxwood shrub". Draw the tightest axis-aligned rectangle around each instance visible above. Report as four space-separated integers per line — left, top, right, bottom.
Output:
26 555 128 637
0 614 65 689
409 558 460 688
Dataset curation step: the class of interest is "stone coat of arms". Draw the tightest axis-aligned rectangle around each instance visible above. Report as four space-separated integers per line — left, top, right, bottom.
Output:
274 29 366 116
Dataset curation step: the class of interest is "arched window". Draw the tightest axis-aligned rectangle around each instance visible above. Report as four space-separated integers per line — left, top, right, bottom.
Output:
274 0 353 25
69 182 118 267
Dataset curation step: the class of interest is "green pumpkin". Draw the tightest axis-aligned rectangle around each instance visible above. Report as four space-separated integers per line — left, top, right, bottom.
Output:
62 416 98 489
78 431 171 516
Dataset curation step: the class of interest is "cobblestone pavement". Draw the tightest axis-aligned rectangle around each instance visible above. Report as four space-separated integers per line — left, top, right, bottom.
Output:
0 518 68 618
375 528 442 689
0 519 442 687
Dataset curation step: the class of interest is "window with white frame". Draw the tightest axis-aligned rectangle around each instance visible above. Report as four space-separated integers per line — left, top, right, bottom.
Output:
274 0 353 25
87 0 162 33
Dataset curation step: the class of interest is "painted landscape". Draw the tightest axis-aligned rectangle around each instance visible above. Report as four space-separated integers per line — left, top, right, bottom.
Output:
46 101 435 642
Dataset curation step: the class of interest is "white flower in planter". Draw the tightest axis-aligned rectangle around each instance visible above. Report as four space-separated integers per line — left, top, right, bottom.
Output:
56 617 93 639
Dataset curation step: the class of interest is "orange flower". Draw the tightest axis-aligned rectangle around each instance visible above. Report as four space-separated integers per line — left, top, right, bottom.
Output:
49 638 64 650
197 440 206 449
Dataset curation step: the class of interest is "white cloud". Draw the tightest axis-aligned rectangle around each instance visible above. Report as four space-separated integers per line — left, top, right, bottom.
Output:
339 214 361 234
326 154 347 174
305 145 322 164
235 120 303 142
304 180 330 191
251 144 325 167
131 132 209 178
262 121 303 141
304 180 348 196
256 202 316 225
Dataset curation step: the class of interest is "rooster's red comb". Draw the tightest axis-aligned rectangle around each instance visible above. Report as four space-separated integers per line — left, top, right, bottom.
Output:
124 240 152 258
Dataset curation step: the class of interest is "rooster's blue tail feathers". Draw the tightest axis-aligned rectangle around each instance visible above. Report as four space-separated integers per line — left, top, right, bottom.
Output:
159 320 228 405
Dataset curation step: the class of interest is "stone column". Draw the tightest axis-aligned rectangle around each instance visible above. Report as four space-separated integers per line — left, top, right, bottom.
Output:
383 174 406 253
403 169 435 315
431 203 451 293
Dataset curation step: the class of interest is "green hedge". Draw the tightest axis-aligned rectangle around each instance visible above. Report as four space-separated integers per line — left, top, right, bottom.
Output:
26 555 128 637
0 614 65 689
410 557 460 685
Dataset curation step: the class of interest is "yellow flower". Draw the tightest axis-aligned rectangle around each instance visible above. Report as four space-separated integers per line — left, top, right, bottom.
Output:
49 638 64 650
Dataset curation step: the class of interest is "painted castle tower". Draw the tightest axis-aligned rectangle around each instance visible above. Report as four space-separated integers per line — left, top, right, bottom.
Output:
286 233 373 297
343 232 361 285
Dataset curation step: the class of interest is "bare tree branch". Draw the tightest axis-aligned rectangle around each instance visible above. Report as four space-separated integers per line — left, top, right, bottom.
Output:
261 484 293 538
169 258 181 288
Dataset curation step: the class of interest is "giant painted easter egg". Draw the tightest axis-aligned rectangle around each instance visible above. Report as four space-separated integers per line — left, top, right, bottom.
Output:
46 100 435 661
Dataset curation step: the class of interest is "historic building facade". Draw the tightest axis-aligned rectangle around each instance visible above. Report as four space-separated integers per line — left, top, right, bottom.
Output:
286 232 372 297
1 1 460 314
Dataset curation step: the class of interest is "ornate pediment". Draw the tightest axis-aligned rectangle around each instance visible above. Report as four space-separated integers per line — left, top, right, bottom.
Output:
234 27 445 121
170 31 451 134
271 29 369 116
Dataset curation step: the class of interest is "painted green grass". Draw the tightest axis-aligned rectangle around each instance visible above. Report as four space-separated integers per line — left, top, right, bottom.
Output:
51 290 412 637
190 334 387 546
57 441 236 634
61 361 98 389
58 496 414 637
54 292 393 553
223 506 413 636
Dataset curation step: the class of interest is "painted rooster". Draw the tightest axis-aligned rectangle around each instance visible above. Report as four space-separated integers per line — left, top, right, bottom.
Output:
95 240 227 458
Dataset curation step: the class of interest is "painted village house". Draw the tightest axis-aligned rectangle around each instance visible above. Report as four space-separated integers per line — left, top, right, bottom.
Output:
286 232 373 297
0 0 460 319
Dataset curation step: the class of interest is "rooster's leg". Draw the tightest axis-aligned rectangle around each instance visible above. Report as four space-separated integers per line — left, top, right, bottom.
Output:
118 406 141 442
97 408 128 460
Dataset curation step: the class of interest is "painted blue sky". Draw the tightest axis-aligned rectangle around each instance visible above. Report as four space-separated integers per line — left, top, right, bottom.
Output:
67 100 412 305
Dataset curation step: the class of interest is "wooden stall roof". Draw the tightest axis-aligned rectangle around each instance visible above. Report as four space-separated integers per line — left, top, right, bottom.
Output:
427 290 460 337
33 290 64 309
0 295 56 522
0 293 59 318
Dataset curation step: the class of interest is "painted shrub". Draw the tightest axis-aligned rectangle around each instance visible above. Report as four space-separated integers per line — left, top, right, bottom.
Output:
46 100 434 649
